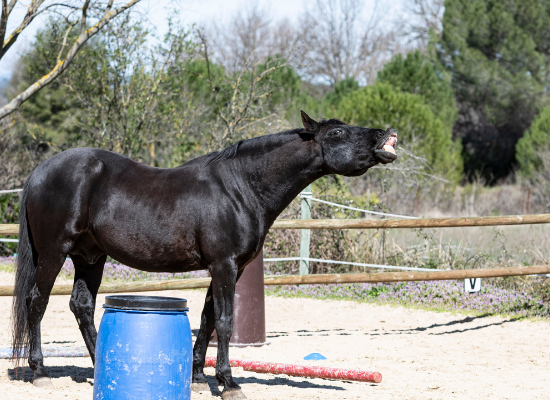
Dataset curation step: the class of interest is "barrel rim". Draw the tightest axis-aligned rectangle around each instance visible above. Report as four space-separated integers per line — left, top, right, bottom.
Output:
104 295 188 311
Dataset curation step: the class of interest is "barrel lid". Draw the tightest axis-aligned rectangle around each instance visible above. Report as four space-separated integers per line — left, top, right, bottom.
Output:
104 295 188 311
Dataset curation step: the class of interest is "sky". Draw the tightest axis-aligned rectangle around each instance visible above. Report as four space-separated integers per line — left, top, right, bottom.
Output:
0 0 404 80
0 0 303 79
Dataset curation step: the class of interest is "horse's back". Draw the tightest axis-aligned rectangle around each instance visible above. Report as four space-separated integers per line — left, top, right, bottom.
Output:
26 148 137 224
25 148 204 269
28 147 132 191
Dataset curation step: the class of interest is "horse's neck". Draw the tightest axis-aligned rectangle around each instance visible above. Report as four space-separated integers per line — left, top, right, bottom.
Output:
234 135 324 219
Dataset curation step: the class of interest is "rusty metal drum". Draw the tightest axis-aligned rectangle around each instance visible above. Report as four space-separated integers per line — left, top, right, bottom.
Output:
210 251 268 347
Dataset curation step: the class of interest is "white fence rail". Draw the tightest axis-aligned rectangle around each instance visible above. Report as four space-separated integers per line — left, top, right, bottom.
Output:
264 257 444 272
0 189 22 194
302 195 418 219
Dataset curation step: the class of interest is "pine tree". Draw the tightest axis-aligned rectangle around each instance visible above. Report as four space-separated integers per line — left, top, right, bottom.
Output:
516 105 550 177
440 0 550 182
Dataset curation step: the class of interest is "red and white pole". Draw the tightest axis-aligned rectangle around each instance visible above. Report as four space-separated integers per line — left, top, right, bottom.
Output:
205 357 382 383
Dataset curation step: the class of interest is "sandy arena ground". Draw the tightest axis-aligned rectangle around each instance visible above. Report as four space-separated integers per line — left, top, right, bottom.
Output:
0 270 549 399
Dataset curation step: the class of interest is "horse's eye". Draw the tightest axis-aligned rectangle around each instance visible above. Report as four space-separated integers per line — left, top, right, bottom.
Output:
333 130 342 136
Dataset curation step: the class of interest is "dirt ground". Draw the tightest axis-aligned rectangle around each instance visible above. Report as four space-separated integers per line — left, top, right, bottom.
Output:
1 270 549 400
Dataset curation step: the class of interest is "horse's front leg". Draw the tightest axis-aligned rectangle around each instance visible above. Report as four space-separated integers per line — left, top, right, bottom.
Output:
192 284 215 392
211 263 246 400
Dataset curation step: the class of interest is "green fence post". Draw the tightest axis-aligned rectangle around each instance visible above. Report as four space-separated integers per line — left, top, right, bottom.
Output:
299 184 312 275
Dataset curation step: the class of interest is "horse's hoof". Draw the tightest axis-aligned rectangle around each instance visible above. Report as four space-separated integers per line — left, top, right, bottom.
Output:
33 377 53 388
222 388 247 400
192 382 210 393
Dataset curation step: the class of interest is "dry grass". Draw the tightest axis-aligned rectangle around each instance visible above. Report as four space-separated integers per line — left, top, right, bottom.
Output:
263 175 550 305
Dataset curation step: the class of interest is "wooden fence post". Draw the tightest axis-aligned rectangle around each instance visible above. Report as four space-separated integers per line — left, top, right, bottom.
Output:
299 185 312 275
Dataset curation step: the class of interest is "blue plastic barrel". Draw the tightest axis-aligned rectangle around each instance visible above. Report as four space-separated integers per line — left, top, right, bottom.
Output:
93 295 192 400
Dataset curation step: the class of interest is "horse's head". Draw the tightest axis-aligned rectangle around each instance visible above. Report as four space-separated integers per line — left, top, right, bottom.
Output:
301 110 398 177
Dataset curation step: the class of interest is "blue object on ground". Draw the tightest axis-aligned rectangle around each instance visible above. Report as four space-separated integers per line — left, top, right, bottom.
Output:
93 295 192 400
304 352 327 360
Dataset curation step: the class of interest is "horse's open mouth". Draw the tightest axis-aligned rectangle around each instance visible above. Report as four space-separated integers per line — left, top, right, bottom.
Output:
375 130 398 164
381 134 397 154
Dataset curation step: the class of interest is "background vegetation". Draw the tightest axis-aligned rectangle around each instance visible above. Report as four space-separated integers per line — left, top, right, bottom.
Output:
1 1 550 305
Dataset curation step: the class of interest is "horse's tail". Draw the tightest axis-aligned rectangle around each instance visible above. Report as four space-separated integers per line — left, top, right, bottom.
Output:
11 179 36 366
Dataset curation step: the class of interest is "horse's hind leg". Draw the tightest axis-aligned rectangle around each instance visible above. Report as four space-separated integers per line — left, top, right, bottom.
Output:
27 254 65 387
69 254 106 365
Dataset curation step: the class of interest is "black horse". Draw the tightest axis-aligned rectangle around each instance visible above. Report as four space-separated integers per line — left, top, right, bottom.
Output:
11 111 397 399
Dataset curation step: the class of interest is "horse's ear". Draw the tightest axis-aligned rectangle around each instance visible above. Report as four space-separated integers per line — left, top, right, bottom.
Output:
301 110 320 133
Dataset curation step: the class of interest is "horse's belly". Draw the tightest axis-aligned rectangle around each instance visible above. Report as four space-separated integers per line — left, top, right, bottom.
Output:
88 227 203 273
122 258 203 273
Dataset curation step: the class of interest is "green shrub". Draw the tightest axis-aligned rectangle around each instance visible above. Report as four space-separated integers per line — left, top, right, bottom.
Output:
377 50 458 132
337 82 463 183
323 77 360 112
516 106 550 177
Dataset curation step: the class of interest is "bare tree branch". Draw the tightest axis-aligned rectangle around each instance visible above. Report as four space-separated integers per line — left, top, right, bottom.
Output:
6 0 18 15
404 0 445 48
104 0 114 16
373 147 450 183
80 0 90 35
195 30 229 131
0 0 143 120
0 0 8 54
184 27 291 146
1 0 46 59
57 19 77 64
132 33 179 142
2 2 88 58
209 3 271 72
209 3 309 73
299 0 402 85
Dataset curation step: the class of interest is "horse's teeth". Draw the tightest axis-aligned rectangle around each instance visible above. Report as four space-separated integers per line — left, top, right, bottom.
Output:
383 145 395 154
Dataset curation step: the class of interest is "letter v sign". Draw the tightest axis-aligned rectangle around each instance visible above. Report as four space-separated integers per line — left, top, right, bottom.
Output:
464 278 481 293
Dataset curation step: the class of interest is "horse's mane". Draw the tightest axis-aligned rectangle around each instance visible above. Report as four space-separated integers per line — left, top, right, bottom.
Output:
204 118 348 165
204 128 304 165
204 141 243 165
